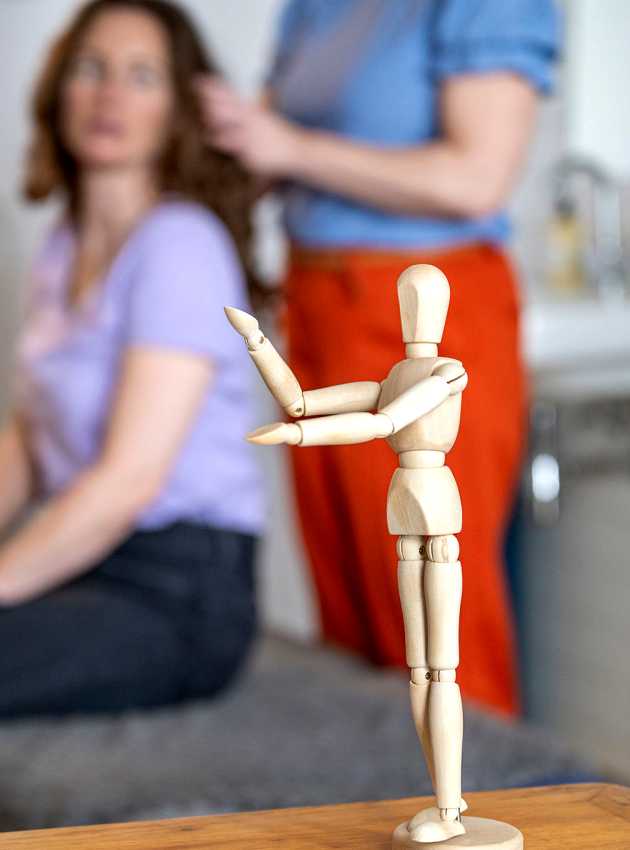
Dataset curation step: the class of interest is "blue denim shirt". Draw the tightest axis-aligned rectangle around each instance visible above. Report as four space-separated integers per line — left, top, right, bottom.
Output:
269 0 560 250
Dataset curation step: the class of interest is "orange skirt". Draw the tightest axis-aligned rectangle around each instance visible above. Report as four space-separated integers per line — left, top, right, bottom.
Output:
283 243 526 716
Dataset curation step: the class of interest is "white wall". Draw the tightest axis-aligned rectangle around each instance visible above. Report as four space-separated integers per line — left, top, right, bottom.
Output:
0 0 318 640
0 1 79 410
565 0 630 179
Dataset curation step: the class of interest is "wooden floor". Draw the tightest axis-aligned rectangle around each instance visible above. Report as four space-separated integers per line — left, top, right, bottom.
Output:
0 784 627 849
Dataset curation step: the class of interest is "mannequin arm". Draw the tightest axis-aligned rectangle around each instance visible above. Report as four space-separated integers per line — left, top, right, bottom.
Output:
432 361 468 394
225 307 304 416
248 411 392 447
303 382 381 415
379 375 451 432
225 307 381 416
248 375 453 447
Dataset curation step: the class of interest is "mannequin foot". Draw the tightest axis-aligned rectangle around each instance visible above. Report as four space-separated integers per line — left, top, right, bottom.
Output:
393 815 523 849
408 809 465 844
408 799 467 830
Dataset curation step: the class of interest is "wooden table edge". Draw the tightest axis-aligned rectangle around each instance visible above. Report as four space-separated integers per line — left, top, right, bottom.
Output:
0 782 627 847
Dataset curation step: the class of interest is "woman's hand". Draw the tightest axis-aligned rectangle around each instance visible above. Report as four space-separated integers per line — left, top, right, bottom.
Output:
196 76 303 177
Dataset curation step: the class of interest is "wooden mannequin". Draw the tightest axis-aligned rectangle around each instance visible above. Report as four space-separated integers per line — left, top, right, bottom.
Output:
226 265 523 849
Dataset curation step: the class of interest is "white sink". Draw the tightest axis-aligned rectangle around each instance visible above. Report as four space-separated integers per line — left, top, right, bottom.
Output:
522 297 630 399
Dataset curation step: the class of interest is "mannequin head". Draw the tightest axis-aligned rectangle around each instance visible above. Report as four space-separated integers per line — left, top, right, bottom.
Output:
396 264 450 344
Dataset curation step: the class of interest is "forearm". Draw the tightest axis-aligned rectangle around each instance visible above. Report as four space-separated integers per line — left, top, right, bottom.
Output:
204 73 537 218
287 131 506 218
0 462 156 605
280 74 537 219
0 418 34 533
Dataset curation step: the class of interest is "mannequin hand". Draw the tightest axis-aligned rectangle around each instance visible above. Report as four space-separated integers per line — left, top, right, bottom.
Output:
224 306 265 350
247 422 301 446
225 306 305 417
196 75 303 177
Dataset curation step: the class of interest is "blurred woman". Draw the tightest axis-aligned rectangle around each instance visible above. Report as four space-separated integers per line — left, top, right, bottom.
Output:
199 0 559 715
0 0 264 716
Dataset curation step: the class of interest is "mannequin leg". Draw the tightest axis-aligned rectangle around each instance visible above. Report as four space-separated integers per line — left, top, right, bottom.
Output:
409 535 465 844
397 535 435 787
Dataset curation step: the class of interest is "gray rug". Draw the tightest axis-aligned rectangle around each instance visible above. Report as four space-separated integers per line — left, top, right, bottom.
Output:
0 636 595 831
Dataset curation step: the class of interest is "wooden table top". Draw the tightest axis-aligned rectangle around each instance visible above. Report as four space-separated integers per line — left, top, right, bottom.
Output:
0 784 628 849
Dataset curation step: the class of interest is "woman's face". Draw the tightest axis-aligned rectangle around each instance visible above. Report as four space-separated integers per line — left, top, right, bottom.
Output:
60 9 175 172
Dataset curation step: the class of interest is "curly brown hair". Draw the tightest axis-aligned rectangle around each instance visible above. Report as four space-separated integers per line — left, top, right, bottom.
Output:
23 0 266 303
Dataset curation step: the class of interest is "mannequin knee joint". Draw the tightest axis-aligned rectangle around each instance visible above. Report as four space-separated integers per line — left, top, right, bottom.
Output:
425 535 459 563
396 535 424 560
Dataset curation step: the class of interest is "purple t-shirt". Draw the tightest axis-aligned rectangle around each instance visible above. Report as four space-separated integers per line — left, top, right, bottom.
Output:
15 200 265 535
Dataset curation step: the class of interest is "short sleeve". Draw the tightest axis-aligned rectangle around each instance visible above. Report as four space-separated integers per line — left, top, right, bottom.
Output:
430 0 560 94
124 204 248 365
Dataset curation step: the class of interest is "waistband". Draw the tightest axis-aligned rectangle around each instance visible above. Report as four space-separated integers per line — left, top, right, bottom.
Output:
288 241 503 272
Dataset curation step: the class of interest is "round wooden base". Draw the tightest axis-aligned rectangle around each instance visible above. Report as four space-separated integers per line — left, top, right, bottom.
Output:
392 816 523 849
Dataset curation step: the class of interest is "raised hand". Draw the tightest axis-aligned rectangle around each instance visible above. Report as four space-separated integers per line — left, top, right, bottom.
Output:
225 307 305 417
195 75 303 178
224 306 264 349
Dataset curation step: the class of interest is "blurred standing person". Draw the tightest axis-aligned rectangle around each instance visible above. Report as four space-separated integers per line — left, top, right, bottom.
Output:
199 0 559 715
0 0 264 716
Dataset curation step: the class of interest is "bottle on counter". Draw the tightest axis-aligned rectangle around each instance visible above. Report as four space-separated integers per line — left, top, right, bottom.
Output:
546 197 585 296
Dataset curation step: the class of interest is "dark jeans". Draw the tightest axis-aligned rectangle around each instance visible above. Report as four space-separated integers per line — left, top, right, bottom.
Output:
0 523 257 717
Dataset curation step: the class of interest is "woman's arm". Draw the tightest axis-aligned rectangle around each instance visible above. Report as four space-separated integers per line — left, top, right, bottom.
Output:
289 73 537 217
200 73 537 218
0 416 34 534
0 347 212 605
